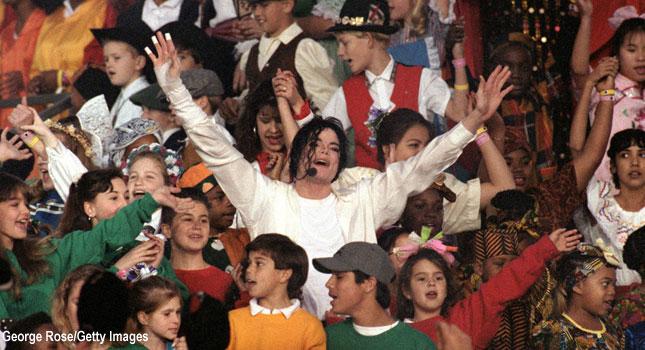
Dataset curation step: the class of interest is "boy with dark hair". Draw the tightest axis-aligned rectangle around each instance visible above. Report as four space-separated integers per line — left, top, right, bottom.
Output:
130 83 184 152
91 27 152 128
228 233 325 349
161 188 235 302
314 242 436 349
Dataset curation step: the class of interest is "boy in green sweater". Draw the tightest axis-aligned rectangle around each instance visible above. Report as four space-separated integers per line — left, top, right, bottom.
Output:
313 242 436 350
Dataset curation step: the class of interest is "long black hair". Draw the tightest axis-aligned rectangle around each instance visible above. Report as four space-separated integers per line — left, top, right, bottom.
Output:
611 17 645 56
235 80 280 163
376 109 432 165
607 128 645 188
289 117 348 182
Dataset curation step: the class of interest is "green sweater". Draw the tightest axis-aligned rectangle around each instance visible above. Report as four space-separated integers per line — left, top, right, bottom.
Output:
326 320 436 350
0 194 159 320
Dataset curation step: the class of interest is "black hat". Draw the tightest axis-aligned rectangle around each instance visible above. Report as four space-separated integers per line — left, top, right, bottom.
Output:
327 0 398 34
91 26 152 56
130 84 170 112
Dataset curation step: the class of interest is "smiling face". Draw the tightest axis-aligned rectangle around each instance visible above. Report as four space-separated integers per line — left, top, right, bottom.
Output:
388 124 431 164
127 156 167 202
400 188 444 235
83 178 128 223
618 31 645 83
103 41 145 87
298 128 341 184
336 32 372 74
0 191 30 250
325 271 365 316
252 0 291 37
403 259 447 319
206 185 236 232
504 148 535 191
170 202 210 253
140 296 182 342
612 145 645 190
573 266 617 318
256 104 284 154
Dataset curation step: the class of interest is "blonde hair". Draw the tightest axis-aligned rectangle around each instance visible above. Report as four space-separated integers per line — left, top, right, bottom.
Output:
51 265 102 349
337 31 391 46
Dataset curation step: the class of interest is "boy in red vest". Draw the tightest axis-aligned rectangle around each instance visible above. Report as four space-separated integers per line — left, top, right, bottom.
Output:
283 0 469 169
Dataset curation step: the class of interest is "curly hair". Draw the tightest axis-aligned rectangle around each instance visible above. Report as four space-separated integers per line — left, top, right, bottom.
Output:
235 80 280 163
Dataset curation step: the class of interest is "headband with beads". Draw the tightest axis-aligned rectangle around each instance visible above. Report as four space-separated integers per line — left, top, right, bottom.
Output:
44 119 94 159
122 143 184 186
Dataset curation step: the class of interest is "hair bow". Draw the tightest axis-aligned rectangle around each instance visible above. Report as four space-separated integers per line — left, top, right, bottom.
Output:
609 6 645 30
592 239 621 268
391 226 458 265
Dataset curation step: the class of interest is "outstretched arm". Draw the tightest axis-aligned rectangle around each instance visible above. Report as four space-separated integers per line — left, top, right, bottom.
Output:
570 0 594 89
146 32 279 229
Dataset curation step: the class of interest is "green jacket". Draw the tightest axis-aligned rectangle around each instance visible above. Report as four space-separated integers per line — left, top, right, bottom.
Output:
0 194 159 320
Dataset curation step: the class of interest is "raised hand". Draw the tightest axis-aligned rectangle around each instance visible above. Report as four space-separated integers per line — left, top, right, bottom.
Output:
272 69 304 111
266 152 286 181
475 65 513 121
151 186 195 213
589 56 619 91
446 19 466 60
575 0 593 18
145 32 181 89
0 128 31 162
548 228 582 253
17 107 60 149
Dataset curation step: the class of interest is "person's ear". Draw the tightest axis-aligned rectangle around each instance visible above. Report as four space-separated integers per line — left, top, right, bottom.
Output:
137 311 150 326
135 55 147 71
360 276 377 294
83 201 95 219
282 0 294 14
195 96 209 110
279 268 293 284
160 223 172 239
572 280 584 296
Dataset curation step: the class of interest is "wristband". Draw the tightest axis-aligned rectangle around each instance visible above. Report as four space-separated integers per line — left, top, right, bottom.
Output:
452 58 466 68
599 89 615 96
454 84 469 91
25 135 41 148
476 126 488 135
476 132 490 146
599 95 615 102
56 70 63 89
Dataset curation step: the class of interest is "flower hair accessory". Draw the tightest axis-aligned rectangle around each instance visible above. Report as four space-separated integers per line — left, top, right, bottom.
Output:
365 107 389 147
116 262 158 282
391 226 458 265
608 6 645 30
44 119 94 159
122 143 184 186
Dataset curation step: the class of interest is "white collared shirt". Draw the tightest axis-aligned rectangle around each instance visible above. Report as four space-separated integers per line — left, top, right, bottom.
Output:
249 298 301 319
111 77 149 128
141 0 182 31
239 22 337 110
320 56 451 131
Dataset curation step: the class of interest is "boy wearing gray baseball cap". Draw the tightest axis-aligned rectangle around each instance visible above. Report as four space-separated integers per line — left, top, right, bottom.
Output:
313 242 436 349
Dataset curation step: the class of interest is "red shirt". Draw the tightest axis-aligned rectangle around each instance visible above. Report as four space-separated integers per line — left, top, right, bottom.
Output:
175 266 233 302
410 235 558 350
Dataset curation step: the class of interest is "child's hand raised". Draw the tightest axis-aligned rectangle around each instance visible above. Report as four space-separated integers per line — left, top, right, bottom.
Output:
589 57 619 91
146 32 181 91
151 186 195 213
575 0 593 18
0 128 31 162
548 228 582 253
474 66 513 122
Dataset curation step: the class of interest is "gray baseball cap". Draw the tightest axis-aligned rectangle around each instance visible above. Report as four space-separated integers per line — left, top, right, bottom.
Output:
313 242 395 284
181 68 224 98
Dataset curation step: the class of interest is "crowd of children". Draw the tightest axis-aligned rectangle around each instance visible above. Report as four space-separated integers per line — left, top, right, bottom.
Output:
0 0 643 348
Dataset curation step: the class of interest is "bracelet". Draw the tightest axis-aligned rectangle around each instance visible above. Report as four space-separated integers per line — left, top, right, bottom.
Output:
454 84 469 91
25 135 41 148
599 95 615 102
452 58 466 68
599 89 615 96
476 126 488 135
56 70 63 89
476 132 490 146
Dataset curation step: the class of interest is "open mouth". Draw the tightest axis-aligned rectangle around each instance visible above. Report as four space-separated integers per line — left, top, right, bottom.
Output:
313 159 329 167
132 190 146 199
188 233 204 240
266 135 283 145
425 291 438 299
635 66 645 75
16 218 29 231
628 170 642 178
513 175 526 186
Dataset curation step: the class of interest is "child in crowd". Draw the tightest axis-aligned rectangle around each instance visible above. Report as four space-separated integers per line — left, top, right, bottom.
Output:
161 188 234 302
236 80 287 180
0 171 191 320
126 276 188 350
532 244 624 349
306 0 469 169
148 30 510 319
130 83 185 152
396 228 581 349
228 234 325 349
51 264 102 349
177 163 250 273
314 241 435 350
4 312 57 350
233 0 338 112
91 27 152 128
571 0 645 182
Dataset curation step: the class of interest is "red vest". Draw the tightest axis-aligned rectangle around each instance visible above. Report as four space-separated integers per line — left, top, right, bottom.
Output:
342 64 422 169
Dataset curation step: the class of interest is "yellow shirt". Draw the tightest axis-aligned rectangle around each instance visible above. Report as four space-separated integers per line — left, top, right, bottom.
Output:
30 0 107 78
227 306 325 350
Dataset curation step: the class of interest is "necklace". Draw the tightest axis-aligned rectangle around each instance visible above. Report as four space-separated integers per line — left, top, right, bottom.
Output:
562 313 606 338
